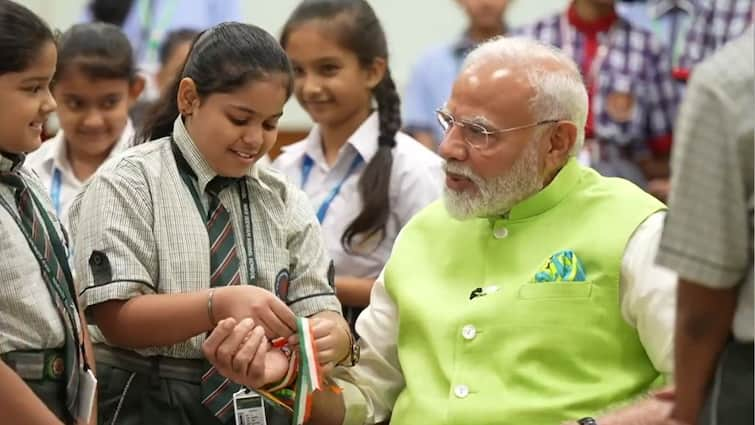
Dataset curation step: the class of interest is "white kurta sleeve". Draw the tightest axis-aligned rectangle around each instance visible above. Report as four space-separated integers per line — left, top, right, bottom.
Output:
333 271 404 425
619 211 677 375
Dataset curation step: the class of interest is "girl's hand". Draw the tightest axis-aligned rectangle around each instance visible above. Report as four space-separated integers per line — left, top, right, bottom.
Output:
212 286 297 339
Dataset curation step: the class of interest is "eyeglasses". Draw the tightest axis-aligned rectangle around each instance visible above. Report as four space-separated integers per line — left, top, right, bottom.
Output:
436 108 561 150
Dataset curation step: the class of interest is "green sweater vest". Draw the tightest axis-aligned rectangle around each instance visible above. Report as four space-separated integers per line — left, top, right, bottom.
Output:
383 159 666 424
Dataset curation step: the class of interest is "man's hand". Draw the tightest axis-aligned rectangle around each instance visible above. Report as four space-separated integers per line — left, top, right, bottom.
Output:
652 388 692 425
202 318 290 388
598 394 674 425
658 420 690 425
563 388 677 425
212 286 297 339
288 311 351 370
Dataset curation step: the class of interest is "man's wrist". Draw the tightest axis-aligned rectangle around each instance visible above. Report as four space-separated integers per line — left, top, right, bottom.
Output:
334 320 358 367
562 418 597 425
314 311 353 366
336 324 352 363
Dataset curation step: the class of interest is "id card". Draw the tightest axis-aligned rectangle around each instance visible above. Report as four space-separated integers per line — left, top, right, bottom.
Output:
77 368 97 423
233 388 267 425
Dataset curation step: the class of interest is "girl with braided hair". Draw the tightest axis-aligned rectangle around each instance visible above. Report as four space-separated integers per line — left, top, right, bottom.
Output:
275 0 443 336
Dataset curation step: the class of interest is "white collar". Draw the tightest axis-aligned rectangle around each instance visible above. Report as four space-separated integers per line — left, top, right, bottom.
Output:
170 116 260 195
299 111 381 167
648 0 695 19
44 119 136 181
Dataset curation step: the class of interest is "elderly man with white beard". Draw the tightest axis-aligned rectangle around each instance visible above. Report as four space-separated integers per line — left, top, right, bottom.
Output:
201 36 679 425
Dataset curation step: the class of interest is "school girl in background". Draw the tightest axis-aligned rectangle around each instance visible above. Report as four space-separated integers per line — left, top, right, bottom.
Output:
155 28 199 97
26 22 142 231
130 28 198 126
274 0 444 333
0 1 96 424
70 22 352 425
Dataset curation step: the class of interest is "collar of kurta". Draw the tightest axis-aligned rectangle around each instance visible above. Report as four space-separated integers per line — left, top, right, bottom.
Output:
500 157 582 222
0 151 25 173
567 2 618 35
171 115 259 195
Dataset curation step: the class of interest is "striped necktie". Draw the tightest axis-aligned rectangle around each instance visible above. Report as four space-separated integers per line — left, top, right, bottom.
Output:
0 171 81 417
199 176 244 423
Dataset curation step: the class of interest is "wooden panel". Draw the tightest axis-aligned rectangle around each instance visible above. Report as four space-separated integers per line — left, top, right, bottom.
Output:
270 128 310 160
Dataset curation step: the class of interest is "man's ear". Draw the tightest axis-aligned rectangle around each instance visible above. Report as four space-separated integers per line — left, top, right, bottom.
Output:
543 120 578 172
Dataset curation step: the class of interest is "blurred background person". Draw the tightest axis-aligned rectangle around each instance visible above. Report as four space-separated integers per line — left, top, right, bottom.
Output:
403 0 511 150
130 27 197 126
515 0 678 197
617 0 754 198
617 0 695 73
81 0 242 112
276 0 443 334
82 0 240 69
154 28 197 97
674 0 754 77
26 22 142 231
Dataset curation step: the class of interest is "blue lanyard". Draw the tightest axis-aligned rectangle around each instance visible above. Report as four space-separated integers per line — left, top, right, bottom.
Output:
50 168 62 217
300 155 363 223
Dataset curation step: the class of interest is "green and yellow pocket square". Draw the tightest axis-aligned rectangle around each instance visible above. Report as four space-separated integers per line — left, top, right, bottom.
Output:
534 250 586 283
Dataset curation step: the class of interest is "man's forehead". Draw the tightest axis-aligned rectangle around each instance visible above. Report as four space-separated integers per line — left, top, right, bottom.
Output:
448 60 534 118
465 58 530 82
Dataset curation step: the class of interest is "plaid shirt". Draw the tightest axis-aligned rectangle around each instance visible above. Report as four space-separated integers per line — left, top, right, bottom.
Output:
0 153 68 353
657 29 754 341
71 117 341 358
515 10 678 153
678 0 753 71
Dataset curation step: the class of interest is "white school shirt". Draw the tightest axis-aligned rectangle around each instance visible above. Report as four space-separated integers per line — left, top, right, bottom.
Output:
273 112 444 279
25 121 135 229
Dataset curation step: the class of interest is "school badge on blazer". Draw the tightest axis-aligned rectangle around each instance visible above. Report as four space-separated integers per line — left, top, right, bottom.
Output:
275 269 290 302
533 249 586 283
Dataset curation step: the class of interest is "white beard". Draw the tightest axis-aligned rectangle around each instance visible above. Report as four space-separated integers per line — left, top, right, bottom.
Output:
442 141 544 220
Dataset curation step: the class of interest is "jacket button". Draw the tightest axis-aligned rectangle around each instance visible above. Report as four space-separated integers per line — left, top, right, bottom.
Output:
462 325 477 340
454 384 469 398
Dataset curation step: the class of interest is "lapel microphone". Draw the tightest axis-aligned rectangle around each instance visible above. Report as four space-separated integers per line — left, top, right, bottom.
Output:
469 287 483 300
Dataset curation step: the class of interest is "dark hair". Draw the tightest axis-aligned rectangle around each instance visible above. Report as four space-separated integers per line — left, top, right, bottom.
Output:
159 28 199 65
281 0 401 252
88 0 135 27
55 22 136 83
138 22 294 144
0 0 55 76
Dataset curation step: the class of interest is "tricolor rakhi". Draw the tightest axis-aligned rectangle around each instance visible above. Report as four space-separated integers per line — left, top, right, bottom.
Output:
292 317 323 425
